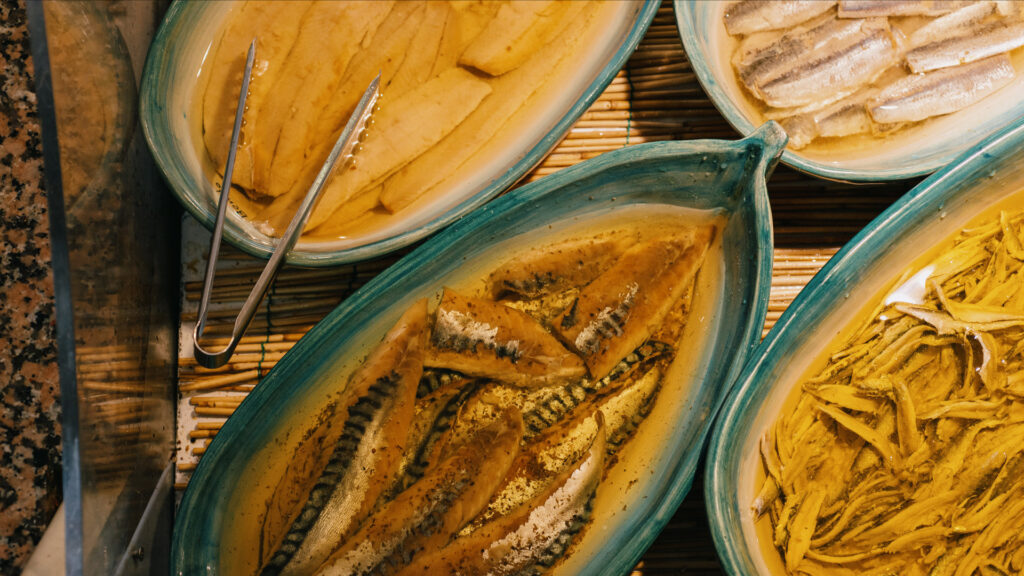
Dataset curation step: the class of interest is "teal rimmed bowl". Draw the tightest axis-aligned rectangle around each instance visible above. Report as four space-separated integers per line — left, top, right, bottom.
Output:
674 0 1024 183
172 123 786 575
705 116 1024 574
140 1 659 266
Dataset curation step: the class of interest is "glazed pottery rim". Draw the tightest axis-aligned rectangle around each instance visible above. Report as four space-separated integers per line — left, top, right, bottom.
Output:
139 0 661 267
672 0 997 184
704 113 1024 575
172 124 785 575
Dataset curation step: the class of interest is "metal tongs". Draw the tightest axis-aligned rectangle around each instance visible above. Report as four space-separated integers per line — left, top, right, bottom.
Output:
193 40 380 369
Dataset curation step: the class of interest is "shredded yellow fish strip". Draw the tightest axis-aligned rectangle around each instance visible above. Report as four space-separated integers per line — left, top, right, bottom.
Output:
760 209 1024 575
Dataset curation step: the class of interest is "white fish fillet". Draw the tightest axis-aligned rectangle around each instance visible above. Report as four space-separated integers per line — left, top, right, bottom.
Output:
907 2 996 48
906 19 1024 73
868 54 1015 124
734 14 885 92
724 0 836 36
780 90 876 149
756 22 898 109
838 0 970 18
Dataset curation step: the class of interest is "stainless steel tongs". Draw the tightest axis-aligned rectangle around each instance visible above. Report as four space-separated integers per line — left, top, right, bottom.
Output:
193 40 380 369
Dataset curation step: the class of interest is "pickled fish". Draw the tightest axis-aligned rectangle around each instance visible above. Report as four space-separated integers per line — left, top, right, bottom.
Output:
555 227 713 379
759 208 1024 575
260 299 427 576
724 1 837 36
906 1 996 49
276 68 492 232
392 414 606 576
459 1 570 76
488 233 633 300
755 21 897 109
906 18 1024 73
734 14 886 96
198 0 625 240
780 90 875 149
867 54 1015 124
426 288 586 386
317 409 522 576
837 0 969 18
228 217 714 576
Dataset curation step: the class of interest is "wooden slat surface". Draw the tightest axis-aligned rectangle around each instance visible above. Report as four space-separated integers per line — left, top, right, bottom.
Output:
173 2 920 572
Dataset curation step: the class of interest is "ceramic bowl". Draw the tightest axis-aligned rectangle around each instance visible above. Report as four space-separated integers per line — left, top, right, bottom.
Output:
140 1 659 266
705 117 1024 574
171 122 786 575
675 0 1024 183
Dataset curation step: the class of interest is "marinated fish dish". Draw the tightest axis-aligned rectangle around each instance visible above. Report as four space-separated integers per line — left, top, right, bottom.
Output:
722 0 1024 149
194 0 637 241
756 206 1024 574
223 214 719 575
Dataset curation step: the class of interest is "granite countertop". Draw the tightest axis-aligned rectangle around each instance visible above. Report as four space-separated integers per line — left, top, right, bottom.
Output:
0 0 62 573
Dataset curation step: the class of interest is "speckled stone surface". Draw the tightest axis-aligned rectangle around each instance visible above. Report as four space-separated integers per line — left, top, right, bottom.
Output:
0 0 62 573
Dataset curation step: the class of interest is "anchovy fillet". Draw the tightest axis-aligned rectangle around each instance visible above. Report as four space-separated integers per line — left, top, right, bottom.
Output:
756 22 897 109
735 14 886 95
868 54 1015 124
838 0 970 18
906 19 1024 73
724 1 837 36
906 2 996 49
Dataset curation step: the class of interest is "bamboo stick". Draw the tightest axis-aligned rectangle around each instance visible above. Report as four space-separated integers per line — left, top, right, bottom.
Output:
179 369 262 392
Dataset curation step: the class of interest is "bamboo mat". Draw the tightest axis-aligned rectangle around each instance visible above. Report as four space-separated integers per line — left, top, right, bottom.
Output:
172 2 918 573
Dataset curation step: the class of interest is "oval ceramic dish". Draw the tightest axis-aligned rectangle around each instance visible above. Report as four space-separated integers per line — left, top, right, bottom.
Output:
172 123 786 575
706 118 1024 574
675 0 1024 183
140 1 659 266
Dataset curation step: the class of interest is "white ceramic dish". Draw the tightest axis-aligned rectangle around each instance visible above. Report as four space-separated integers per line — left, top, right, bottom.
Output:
141 1 658 266
676 0 1024 182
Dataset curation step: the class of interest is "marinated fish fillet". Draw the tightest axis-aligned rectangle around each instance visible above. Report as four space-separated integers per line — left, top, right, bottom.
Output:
250 1 394 196
734 14 884 94
488 233 634 300
316 409 523 576
296 68 492 232
264 2 423 202
390 379 478 494
780 90 875 149
755 21 898 109
377 1 590 215
723 1 836 36
906 1 996 49
392 413 606 576
202 1 314 192
522 340 672 437
460 0 571 76
837 0 970 18
426 288 586 386
906 19 1024 73
259 299 427 576
554 227 713 380
868 54 1015 124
